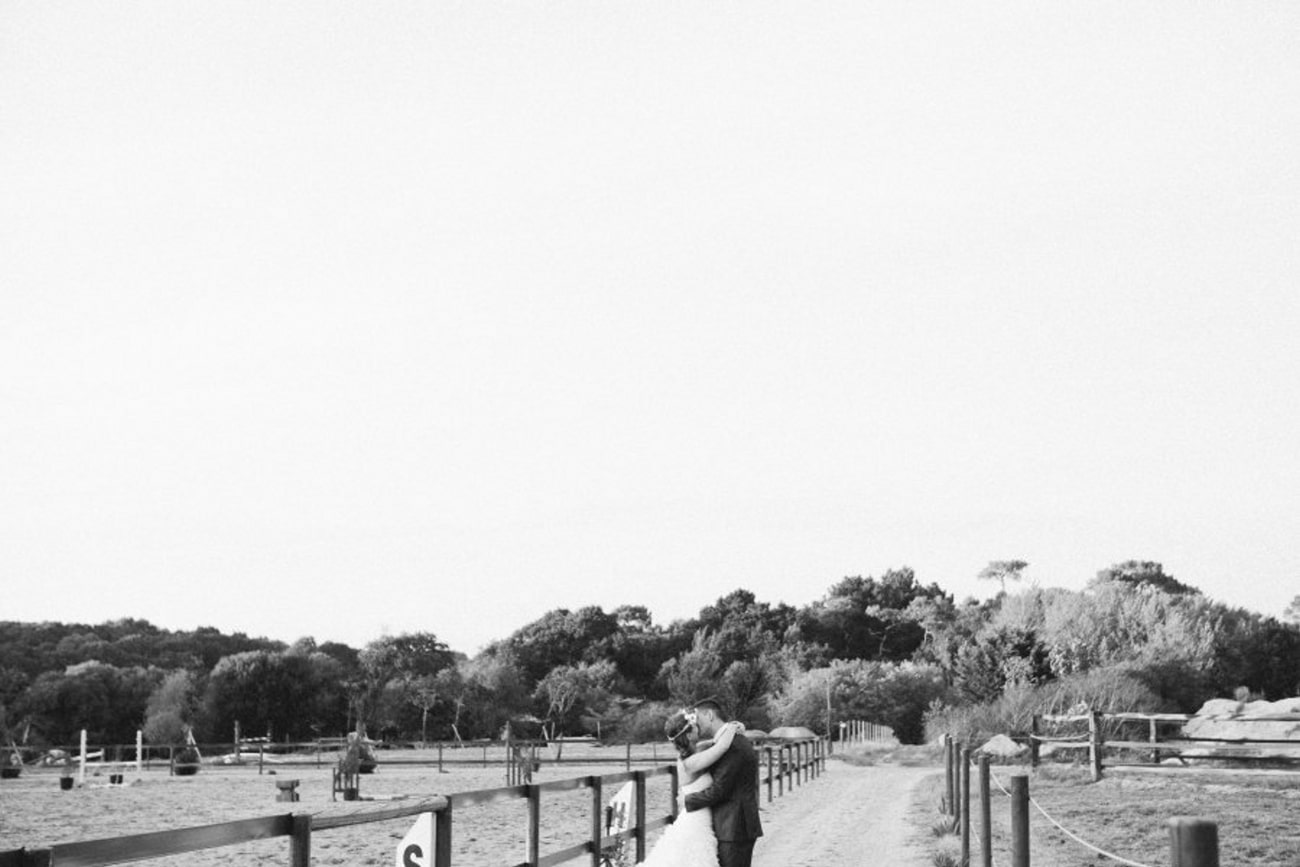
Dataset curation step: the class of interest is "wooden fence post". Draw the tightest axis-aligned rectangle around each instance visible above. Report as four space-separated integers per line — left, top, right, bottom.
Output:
978 755 991 867
943 735 954 815
1169 818 1218 867
1010 773 1029 867
289 814 311 867
1088 711 1103 782
765 748 774 803
527 784 542 867
586 778 601 867
1029 715 1040 769
1149 718 1160 765
633 770 648 864
960 747 971 867
435 802 453 867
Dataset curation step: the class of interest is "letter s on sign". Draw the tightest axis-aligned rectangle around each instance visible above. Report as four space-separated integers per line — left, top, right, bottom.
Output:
396 810 434 867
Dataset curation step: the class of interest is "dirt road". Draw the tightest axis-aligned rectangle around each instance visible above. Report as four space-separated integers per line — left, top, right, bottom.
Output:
752 761 936 867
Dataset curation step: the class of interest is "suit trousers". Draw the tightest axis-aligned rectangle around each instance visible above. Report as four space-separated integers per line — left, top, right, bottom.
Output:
717 840 756 867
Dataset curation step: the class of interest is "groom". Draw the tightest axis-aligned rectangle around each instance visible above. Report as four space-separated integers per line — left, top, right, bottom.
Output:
683 698 763 867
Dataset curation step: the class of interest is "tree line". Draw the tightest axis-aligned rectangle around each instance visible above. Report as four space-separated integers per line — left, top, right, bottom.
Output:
2 563 1297 751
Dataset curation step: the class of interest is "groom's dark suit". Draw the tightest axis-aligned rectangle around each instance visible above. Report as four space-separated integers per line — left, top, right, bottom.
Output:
682 732 763 867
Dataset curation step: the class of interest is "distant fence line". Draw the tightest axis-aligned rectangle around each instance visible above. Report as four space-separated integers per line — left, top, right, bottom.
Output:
838 720 894 746
0 737 832 867
7 736 694 778
12 721 895 779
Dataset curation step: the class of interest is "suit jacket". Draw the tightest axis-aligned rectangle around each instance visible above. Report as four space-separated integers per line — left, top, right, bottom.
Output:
682 733 763 842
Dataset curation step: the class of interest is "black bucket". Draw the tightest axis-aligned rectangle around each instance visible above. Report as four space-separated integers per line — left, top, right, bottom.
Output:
59 776 74 790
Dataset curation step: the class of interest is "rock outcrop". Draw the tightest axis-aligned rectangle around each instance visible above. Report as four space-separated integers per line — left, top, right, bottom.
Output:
1181 697 1300 758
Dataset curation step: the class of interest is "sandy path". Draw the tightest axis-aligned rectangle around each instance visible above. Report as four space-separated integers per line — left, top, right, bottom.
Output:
752 761 934 867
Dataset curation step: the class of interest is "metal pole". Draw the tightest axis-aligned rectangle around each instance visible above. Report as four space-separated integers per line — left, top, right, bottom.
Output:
825 673 833 753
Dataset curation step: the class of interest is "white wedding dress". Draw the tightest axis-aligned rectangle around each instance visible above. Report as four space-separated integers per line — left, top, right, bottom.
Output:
639 772 718 867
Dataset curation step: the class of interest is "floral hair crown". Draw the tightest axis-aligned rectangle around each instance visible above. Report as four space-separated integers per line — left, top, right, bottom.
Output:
666 709 697 742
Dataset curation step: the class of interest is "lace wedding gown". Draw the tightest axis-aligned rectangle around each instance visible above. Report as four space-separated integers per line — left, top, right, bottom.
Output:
639 772 718 867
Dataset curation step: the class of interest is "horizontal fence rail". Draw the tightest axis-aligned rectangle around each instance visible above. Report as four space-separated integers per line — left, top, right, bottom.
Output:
0 738 829 867
1025 711 1300 780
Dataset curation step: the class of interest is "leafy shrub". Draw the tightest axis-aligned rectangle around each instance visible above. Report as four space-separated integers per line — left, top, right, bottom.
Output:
609 700 680 744
923 666 1164 745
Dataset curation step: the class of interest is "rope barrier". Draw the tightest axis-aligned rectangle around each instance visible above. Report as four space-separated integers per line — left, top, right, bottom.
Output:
985 767 1156 867
969 822 1001 867
1025 796 1155 867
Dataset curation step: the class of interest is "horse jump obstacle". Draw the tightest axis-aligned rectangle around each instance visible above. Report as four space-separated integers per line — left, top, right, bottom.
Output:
69 730 145 787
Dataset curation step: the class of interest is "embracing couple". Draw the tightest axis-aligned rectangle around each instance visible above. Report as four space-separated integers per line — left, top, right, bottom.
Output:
640 698 762 867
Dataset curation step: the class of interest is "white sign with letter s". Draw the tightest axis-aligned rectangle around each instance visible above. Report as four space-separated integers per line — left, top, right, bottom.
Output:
396 812 435 867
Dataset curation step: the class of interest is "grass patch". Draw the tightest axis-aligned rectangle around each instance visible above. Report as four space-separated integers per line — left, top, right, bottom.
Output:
832 742 940 767
916 763 1299 867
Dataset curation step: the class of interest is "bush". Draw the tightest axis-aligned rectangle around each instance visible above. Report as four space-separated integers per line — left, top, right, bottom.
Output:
923 666 1165 746
608 701 680 744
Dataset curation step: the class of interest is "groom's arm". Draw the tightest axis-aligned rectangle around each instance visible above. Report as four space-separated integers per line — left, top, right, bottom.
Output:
682 744 743 813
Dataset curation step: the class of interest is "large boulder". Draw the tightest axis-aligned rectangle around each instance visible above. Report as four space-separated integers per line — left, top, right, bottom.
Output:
1181 696 1300 757
977 734 1027 758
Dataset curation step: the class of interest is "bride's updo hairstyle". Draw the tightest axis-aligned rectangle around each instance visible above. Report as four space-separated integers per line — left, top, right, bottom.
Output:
664 710 694 760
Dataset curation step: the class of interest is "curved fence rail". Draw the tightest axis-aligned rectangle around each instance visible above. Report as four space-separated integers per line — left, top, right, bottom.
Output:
0 737 829 867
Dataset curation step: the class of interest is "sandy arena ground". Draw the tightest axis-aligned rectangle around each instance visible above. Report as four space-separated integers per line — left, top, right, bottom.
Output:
0 753 935 867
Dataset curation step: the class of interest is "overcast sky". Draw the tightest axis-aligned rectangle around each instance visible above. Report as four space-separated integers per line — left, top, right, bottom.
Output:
3 1 1298 656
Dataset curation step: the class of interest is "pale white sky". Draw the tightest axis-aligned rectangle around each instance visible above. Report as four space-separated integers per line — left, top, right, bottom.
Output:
3 2 1298 656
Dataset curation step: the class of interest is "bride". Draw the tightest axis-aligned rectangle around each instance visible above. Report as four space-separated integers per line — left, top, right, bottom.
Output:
638 710 744 867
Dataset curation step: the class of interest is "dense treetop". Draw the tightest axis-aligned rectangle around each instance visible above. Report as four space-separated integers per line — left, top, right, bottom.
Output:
1 562 1296 751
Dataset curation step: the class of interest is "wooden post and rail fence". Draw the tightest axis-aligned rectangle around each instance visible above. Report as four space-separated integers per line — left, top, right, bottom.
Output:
0 736 833 867
940 733 1225 867
1022 710 1299 781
